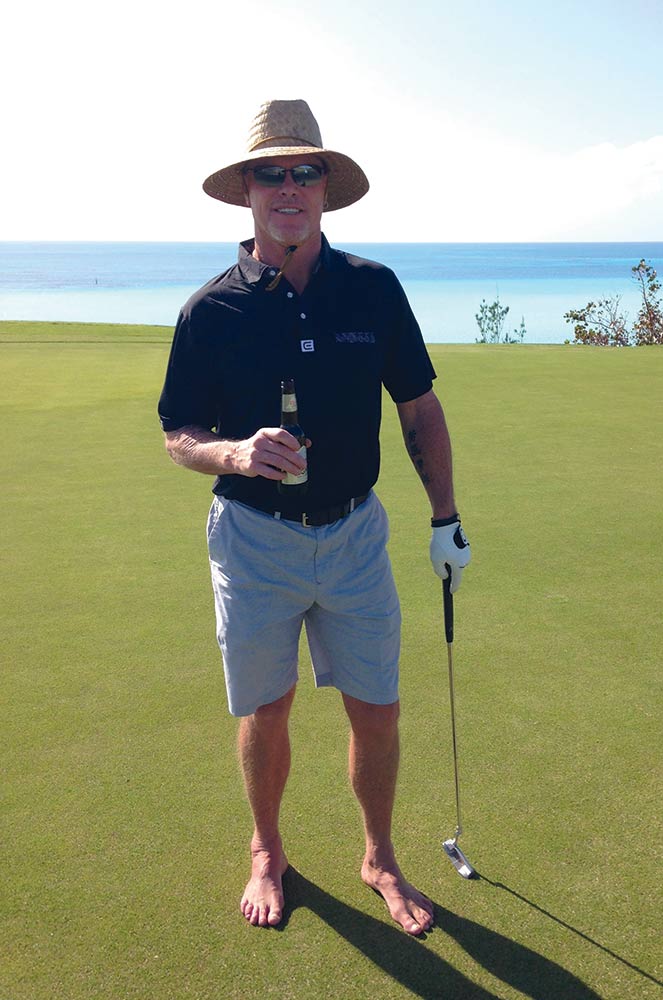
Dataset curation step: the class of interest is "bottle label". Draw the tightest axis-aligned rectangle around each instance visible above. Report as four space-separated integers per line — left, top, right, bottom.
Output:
282 446 308 485
282 393 297 413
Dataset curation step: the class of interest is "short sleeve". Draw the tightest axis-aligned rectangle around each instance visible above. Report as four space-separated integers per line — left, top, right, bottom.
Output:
157 311 218 432
381 273 437 403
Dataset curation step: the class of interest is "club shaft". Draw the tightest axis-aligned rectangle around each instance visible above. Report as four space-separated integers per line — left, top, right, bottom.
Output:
447 640 463 841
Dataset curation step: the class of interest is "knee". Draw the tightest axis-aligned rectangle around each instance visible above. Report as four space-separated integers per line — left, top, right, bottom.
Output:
343 695 400 735
252 685 296 727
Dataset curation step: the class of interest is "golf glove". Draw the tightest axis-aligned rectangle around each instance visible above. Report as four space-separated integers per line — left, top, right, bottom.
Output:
430 515 471 593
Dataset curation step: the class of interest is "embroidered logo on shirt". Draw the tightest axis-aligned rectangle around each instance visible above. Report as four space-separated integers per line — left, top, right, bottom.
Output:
300 339 315 352
335 332 376 344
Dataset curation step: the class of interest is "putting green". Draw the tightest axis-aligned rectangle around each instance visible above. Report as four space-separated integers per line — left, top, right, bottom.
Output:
2 323 661 999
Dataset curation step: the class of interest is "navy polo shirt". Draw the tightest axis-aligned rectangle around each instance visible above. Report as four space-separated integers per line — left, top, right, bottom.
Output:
158 235 436 515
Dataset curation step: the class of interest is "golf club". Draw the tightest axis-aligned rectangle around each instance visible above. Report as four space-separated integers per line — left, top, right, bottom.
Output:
442 564 476 879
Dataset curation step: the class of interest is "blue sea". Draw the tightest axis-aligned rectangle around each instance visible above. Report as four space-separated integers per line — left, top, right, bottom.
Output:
2 241 662 344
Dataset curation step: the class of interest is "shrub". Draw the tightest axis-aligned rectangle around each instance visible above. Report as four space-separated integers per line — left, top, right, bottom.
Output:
632 259 663 345
564 258 663 346
475 298 524 343
506 316 527 343
564 296 631 346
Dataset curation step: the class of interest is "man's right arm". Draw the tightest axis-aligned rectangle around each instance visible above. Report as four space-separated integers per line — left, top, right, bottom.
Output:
164 425 308 481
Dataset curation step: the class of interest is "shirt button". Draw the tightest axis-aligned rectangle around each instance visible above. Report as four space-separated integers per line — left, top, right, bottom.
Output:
287 291 294 299
269 269 276 276
300 312 307 320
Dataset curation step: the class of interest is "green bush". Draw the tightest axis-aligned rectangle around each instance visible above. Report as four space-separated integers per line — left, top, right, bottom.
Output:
475 298 526 343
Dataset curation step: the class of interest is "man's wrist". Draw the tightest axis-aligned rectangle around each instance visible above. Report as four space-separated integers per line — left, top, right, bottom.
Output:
431 513 460 528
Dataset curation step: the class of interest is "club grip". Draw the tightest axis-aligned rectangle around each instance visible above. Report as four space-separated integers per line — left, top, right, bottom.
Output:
443 565 454 644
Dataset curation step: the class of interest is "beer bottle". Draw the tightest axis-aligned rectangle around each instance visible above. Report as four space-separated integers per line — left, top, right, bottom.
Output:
277 377 308 496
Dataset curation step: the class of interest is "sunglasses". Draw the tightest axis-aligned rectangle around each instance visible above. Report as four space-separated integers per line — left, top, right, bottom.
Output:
246 164 327 188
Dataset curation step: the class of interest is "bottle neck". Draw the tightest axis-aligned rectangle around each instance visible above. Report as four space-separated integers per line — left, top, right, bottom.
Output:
281 390 299 425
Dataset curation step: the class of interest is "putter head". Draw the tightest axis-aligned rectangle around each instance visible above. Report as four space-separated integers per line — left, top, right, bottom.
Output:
443 838 476 879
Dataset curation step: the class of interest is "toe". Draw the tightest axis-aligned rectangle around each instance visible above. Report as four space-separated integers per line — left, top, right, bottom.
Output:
390 900 420 935
403 908 432 935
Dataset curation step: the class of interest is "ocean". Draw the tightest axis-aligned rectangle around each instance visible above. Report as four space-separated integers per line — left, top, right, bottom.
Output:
1 241 662 344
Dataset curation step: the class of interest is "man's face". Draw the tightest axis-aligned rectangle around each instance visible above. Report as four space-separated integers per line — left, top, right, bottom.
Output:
244 155 328 254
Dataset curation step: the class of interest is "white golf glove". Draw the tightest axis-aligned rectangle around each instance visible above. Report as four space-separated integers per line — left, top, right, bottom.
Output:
430 515 471 593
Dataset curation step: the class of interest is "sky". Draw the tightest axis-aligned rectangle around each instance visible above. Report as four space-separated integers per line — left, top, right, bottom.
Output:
3 0 663 243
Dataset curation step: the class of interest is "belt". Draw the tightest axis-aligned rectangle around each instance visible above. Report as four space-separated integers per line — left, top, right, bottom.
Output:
264 493 369 527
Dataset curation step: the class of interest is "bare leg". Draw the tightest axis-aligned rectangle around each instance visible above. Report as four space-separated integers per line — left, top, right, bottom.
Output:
237 685 295 927
342 693 434 936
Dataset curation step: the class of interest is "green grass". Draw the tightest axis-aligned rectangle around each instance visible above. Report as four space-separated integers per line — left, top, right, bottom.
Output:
2 322 662 1000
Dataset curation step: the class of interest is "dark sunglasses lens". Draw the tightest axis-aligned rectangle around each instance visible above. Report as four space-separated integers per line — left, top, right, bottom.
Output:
291 165 324 186
252 167 287 187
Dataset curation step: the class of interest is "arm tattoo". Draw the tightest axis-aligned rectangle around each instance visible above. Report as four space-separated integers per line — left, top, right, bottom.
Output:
407 429 431 485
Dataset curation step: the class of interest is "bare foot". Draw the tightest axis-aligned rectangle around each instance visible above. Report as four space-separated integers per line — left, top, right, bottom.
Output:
240 838 289 927
362 854 434 936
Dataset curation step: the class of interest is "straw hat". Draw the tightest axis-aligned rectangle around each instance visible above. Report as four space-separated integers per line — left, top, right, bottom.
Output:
202 99 369 212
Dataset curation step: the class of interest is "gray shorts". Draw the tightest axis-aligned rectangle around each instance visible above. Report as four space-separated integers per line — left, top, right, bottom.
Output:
206 491 401 716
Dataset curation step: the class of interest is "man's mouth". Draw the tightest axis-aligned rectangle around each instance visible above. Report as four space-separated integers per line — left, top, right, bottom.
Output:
275 208 301 215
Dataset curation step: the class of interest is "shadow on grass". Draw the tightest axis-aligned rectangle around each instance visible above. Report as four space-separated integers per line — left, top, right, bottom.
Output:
482 874 663 991
281 867 604 1000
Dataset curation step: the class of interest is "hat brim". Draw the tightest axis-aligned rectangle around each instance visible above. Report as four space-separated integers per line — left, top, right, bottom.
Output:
202 146 369 212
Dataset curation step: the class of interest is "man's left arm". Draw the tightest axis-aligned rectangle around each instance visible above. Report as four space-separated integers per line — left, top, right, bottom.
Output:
396 389 471 593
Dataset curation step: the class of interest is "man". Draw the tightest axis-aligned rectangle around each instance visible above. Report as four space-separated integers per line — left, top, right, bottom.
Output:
158 99 470 936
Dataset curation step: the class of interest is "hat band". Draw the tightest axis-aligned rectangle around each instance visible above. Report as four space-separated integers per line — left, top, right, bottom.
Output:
249 135 323 152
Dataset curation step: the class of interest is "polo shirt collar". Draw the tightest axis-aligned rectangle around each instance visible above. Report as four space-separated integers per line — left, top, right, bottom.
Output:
236 234 335 287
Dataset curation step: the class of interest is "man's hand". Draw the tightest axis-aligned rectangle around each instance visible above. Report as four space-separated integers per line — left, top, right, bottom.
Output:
430 518 471 593
231 428 310 480
164 425 310 480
